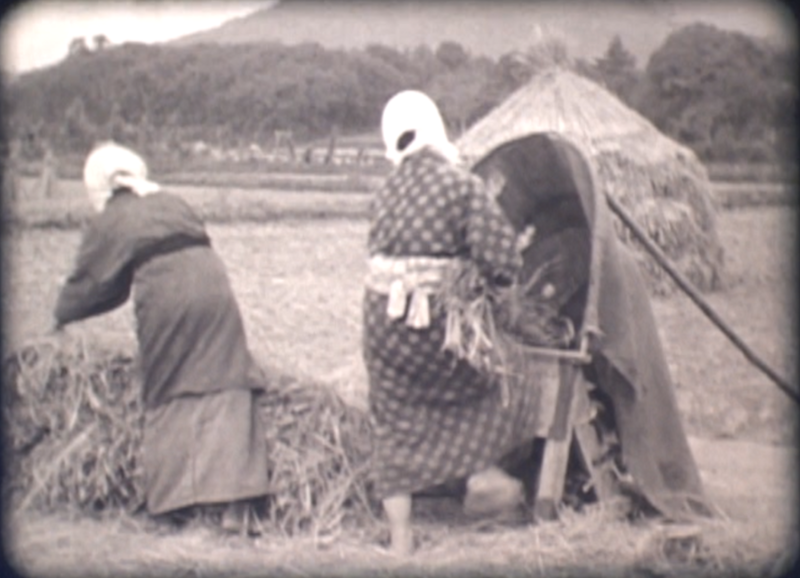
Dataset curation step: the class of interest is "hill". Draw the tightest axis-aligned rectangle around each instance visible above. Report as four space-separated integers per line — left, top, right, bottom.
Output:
3 2 792 168
171 0 795 68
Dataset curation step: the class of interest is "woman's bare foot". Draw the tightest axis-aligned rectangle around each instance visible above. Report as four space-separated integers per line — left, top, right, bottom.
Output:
383 493 413 556
464 466 524 517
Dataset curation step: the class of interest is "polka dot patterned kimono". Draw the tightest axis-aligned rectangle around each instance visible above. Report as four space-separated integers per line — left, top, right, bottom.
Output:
363 147 543 500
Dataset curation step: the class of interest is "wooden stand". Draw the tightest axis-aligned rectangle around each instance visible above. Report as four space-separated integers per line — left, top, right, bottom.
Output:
528 356 619 521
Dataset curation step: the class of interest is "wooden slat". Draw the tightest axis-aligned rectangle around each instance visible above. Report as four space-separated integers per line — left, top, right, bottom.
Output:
533 364 620 520
547 362 578 441
570 375 619 502
533 362 578 521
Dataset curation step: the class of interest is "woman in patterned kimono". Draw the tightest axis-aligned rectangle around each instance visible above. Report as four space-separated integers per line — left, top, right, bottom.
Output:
363 91 545 555
54 142 270 534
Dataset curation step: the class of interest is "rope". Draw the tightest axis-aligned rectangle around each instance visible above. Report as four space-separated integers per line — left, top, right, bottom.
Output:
605 194 799 406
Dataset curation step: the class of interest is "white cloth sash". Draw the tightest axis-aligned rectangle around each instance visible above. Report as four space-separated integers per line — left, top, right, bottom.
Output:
365 255 458 329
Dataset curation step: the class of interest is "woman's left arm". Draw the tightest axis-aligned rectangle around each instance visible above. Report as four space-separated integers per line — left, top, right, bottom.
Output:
54 221 134 327
464 174 522 287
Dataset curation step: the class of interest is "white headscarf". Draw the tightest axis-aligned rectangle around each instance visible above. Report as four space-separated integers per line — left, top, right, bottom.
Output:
381 90 460 166
83 142 160 212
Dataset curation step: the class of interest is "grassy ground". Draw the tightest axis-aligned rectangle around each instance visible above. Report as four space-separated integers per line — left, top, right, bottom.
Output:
653 207 797 444
4 203 796 437
1 186 797 576
3 438 797 578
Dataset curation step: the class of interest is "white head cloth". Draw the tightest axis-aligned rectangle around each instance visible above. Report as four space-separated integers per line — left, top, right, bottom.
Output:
381 90 460 166
83 142 160 212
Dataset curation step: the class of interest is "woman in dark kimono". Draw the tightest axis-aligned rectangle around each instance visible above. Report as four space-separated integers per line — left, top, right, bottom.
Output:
364 92 545 555
54 142 270 533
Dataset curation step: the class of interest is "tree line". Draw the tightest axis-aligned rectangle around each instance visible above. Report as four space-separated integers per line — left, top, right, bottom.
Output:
2 22 795 169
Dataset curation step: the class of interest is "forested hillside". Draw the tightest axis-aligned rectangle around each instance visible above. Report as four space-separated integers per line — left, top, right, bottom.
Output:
2 22 795 171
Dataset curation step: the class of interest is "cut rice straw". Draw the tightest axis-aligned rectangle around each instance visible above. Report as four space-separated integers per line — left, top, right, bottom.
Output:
3 335 377 539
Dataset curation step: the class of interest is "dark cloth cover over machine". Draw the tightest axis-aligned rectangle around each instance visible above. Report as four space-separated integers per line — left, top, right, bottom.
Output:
472 132 713 521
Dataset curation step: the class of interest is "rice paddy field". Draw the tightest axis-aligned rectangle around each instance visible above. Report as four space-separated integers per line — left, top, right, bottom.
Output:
1 175 798 578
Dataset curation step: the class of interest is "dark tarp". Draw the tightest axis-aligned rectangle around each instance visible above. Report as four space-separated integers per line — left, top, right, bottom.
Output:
472 132 714 521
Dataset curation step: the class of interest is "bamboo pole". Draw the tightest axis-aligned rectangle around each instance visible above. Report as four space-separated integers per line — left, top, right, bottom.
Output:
605 194 799 405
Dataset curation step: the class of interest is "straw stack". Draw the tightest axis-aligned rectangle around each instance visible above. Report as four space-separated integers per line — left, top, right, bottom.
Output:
458 68 724 295
3 338 143 513
3 338 376 538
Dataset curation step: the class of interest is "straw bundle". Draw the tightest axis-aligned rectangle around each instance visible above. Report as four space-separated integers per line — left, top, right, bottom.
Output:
258 372 376 540
439 261 507 375
438 259 573 401
3 338 143 513
597 148 723 294
3 338 376 539
458 68 725 295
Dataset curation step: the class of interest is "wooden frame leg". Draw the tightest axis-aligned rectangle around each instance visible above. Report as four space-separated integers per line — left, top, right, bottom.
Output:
533 362 620 520
572 420 619 502
533 362 578 521
534 428 574 521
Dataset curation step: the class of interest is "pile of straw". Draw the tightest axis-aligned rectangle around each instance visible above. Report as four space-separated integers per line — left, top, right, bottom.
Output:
258 371 376 540
3 338 376 539
597 148 724 294
3 338 143 513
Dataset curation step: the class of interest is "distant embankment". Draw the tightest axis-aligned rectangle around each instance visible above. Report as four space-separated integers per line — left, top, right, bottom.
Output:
712 181 796 210
4 170 795 231
160 170 384 194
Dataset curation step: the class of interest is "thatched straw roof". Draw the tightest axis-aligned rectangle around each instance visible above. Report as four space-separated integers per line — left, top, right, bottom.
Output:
458 68 725 294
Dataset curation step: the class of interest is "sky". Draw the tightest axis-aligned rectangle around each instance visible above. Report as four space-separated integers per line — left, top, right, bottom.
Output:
1 0 272 74
0 0 795 75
